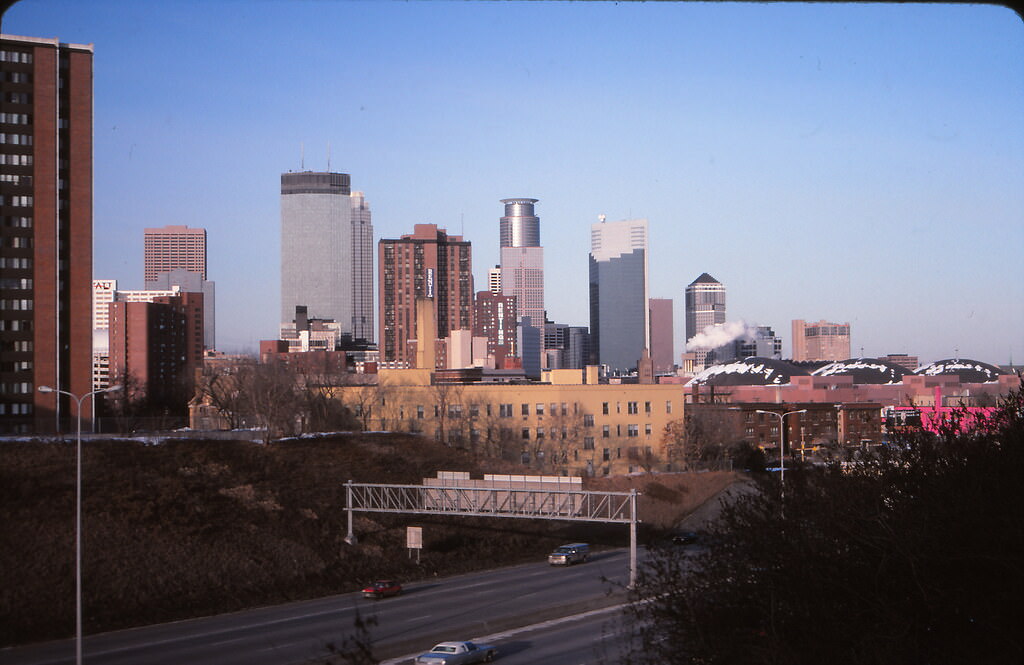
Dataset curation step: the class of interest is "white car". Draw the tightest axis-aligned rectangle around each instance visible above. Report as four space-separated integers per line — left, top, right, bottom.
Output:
414 640 498 664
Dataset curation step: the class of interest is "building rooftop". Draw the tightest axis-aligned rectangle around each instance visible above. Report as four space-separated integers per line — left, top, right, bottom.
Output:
686 357 810 387
914 359 1007 384
812 358 911 385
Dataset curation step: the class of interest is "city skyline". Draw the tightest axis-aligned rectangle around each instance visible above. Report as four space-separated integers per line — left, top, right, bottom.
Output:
4 1 1021 365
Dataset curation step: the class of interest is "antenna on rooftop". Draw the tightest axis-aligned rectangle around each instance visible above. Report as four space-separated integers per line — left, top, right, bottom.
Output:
327 141 331 172
300 142 305 170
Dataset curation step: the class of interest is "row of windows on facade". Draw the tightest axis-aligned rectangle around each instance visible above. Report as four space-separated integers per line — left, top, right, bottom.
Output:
0 112 30 125
5 93 30 104
0 299 33 310
0 257 32 269
0 133 32 145
0 360 32 371
0 50 33 64
0 277 32 288
0 154 32 167
0 403 33 415
0 195 33 207
0 71 31 84
0 340 32 352
0 174 32 186
0 236 32 250
0 319 32 331
1 382 33 394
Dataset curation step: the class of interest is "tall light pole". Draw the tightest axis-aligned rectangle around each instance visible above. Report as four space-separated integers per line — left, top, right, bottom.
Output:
756 408 806 512
38 384 122 665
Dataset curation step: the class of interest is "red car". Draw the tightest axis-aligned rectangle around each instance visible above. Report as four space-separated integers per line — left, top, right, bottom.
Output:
362 579 402 599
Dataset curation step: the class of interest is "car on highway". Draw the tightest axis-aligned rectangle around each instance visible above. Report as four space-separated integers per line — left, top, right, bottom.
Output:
414 640 498 664
361 579 402 599
671 530 699 546
547 542 590 565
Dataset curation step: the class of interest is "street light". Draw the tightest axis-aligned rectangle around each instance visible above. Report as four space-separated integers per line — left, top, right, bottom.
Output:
38 384 122 665
756 408 807 511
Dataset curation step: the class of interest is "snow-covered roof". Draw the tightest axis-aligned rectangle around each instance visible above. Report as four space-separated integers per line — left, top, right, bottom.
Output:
812 358 910 385
686 357 809 387
914 359 1006 383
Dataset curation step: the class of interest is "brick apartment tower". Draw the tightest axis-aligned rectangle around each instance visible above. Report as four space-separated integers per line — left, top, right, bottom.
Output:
648 297 674 374
143 225 207 282
1 35 93 433
378 224 473 366
473 290 518 366
107 292 204 405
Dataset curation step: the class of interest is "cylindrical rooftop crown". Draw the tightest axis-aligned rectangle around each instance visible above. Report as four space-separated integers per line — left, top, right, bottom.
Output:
499 198 540 247
281 171 351 195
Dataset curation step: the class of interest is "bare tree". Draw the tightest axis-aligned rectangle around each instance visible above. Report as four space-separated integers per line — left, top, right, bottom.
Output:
428 381 464 445
239 362 300 444
195 361 254 430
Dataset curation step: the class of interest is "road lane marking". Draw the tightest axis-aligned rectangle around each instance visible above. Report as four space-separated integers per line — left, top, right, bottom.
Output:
378 603 628 665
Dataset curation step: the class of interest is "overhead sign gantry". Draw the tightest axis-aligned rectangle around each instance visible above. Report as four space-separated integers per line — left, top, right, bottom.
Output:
344 472 640 587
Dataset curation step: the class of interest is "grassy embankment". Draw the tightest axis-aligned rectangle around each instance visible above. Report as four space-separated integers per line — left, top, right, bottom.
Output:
0 433 737 647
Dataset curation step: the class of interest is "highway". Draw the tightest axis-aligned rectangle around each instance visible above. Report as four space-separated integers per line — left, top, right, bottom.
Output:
0 548 638 665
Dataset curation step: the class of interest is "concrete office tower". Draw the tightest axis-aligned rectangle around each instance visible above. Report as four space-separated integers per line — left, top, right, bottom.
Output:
792 319 851 362
1 35 93 434
488 265 502 295
589 217 650 374
499 198 544 328
280 172 374 343
685 273 726 371
649 298 674 374
378 224 473 367
144 225 207 282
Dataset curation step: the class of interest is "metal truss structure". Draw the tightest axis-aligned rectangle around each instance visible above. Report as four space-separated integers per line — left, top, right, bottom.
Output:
343 480 640 586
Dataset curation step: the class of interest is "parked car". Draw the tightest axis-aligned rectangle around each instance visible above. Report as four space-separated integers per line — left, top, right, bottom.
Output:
547 542 590 565
414 640 497 664
361 579 402 599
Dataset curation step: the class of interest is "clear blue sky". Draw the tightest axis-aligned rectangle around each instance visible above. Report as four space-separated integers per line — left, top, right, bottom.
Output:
6 1 1023 365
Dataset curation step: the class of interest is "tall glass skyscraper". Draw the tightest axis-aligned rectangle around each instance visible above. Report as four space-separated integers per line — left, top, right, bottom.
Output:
589 217 649 374
498 198 545 329
279 171 374 343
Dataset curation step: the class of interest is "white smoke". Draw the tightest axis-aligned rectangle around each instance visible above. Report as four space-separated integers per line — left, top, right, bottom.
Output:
686 320 757 351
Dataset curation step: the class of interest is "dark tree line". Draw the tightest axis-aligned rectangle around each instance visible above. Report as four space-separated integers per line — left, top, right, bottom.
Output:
196 360 360 443
625 389 1023 665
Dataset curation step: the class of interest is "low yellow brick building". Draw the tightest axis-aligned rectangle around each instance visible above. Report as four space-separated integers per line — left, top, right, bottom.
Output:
345 367 685 476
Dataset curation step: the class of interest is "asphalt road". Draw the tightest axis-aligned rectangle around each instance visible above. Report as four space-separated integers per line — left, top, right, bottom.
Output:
0 549 635 665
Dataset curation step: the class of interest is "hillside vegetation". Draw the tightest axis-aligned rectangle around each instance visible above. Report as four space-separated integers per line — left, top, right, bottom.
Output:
0 432 737 647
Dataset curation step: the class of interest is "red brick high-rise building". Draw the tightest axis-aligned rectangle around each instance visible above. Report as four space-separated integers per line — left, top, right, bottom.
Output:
144 224 207 282
1 34 93 433
107 292 204 404
473 290 517 367
378 224 473 367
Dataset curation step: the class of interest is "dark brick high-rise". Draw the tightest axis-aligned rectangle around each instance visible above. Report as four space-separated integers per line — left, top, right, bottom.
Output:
1 35 93 433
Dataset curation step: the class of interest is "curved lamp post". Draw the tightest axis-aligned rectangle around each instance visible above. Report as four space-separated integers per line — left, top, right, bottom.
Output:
756 408 806 514
38 384 122 665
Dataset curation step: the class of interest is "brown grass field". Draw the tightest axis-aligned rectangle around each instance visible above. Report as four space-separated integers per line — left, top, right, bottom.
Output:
0 432 739 646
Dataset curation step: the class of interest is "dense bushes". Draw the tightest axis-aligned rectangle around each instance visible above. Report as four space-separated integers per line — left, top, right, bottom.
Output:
625 390 1024 665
